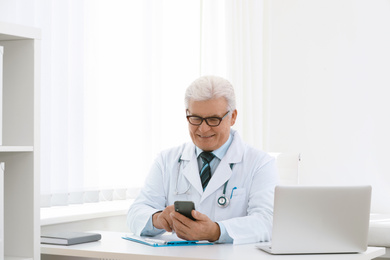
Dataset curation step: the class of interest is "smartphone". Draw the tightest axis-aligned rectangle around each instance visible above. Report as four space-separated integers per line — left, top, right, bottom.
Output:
174 201 195 221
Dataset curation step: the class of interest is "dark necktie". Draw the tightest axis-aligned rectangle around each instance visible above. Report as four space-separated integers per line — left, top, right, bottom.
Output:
199 152 215 190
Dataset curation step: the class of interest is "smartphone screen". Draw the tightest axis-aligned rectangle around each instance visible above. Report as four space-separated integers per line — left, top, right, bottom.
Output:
174 201 195 221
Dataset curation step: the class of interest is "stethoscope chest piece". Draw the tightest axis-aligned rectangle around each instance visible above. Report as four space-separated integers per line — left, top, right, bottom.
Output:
217 195 230 208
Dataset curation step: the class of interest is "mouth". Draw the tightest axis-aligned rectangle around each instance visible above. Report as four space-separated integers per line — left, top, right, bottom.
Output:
197 134 215 139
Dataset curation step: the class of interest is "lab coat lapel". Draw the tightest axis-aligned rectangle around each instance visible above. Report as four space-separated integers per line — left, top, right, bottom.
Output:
201 160 232 202
180 143 203 196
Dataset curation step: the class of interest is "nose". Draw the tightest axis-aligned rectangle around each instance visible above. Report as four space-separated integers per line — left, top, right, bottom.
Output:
198 120 211 132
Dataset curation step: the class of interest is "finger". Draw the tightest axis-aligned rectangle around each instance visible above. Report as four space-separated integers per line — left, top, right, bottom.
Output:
166 217 174 232
191 210 199 220
171 218 192 240
163 220 173 232
158 214 173 232
171 211 192 227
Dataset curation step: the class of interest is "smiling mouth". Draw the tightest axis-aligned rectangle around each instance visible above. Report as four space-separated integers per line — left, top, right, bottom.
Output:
198 134 215 139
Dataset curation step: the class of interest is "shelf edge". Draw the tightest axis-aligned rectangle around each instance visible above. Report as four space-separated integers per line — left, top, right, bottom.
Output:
5 256 33 260
0 146 34 152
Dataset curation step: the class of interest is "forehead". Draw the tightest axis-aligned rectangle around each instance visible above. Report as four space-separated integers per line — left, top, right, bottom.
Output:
188 97 228 116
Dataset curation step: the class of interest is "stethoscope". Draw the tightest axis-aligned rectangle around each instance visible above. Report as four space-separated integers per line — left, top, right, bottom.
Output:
175 156 236 208
217 180 237 208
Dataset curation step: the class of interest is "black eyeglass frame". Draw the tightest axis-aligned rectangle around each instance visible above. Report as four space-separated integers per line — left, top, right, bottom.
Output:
186 110 230 127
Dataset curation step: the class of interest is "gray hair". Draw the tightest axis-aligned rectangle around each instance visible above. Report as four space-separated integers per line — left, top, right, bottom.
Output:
184 75 236 111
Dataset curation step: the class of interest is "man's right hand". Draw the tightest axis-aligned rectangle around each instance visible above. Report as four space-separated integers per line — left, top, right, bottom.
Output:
152 205 175 232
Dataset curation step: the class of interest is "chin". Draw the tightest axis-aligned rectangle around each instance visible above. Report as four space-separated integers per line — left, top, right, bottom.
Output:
191 135 219 151
196 142 217 152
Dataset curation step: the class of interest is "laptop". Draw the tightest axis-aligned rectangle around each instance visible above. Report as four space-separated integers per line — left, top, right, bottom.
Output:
257 185 372 254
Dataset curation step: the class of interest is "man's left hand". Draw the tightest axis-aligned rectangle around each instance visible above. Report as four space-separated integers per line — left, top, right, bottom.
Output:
170 210 221 242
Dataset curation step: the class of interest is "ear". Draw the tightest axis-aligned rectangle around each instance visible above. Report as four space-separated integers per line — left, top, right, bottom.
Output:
230 110 237 126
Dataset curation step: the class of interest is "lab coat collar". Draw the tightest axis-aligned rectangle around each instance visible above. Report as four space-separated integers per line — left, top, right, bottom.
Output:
219 129 244 164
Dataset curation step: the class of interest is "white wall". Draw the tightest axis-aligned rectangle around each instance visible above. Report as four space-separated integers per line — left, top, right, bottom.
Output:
265 0 390 212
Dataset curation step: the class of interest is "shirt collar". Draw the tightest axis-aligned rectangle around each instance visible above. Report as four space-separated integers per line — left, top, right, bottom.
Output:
195 130 233 160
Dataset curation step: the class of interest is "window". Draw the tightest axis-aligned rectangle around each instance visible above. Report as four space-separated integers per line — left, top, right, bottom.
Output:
39 0 264 207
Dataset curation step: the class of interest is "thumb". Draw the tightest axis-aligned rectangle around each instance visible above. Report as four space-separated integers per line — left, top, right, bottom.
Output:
192 210 207 221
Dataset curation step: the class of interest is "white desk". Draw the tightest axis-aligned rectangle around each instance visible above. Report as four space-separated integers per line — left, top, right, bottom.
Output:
41 231 386 260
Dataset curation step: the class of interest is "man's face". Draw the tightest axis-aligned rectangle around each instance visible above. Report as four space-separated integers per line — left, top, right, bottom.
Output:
187 97 237 152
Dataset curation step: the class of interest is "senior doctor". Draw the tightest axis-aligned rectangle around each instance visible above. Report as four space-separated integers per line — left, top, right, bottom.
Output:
127 75 278 244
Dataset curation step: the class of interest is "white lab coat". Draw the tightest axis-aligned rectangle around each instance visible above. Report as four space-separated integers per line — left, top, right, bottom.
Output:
127 130 278 244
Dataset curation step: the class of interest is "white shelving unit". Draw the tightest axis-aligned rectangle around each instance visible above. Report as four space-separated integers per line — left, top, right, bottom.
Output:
0 22 40 260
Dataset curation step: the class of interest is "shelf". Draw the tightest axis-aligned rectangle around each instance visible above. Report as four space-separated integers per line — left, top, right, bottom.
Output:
5 256 33 260
1 21 40 260
0 21 40 41
0 146 33 152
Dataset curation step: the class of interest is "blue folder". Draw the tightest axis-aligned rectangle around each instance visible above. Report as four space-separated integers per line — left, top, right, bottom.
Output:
122 234 213 247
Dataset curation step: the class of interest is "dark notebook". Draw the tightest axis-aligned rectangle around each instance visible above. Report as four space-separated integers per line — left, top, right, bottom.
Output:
41 231 101 245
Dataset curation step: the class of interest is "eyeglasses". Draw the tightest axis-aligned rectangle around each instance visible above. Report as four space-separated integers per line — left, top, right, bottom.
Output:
186 111 230 127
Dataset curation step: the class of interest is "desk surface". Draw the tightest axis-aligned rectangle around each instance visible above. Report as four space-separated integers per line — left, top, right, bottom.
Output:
41 231 385 260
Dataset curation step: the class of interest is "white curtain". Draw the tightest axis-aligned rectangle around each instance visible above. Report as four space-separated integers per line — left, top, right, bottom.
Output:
200 0 264 148
30 0 264 207
38 0 89 206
